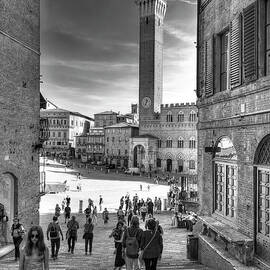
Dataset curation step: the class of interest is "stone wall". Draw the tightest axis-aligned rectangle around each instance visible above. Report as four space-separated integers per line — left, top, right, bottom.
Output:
197 0 270 265
0 0 40 234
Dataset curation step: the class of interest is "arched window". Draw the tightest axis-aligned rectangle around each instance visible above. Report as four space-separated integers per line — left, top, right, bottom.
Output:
189 137 196 148
177 111 184 122
189 160 195 170
178 137 184 148
214 137 238 218
166 137 172 148
189 110 196 122
254 134 270 249
178 159 184 172
166 111 173 122
157 158 161 167
157 138 162 148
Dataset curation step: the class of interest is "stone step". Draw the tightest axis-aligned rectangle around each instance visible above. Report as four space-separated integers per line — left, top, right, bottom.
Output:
0 244 14 259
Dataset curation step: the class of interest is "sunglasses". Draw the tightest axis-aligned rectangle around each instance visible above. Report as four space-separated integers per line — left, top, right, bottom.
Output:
31 234 39 239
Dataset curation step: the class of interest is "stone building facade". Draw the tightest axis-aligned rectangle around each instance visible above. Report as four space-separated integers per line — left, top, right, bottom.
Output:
40 108 94 157
105 123 139 168
87 128 105 163
132 0 198 192
196 0 270 268
94 111 118 128
0 0 41 245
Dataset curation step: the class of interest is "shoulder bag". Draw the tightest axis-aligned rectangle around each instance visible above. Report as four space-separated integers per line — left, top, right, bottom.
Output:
138 229 157 265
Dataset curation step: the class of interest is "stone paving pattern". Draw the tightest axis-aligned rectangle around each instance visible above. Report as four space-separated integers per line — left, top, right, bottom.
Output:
0 212 212 270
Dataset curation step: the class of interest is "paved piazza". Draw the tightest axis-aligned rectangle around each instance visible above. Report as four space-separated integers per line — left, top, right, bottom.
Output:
40 160 170 214
0 161 211 269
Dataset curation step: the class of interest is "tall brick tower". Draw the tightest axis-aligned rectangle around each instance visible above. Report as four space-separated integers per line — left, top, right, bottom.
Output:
136 0 167 124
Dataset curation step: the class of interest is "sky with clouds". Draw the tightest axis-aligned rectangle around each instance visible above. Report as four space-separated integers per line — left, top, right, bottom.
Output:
40 0 197 117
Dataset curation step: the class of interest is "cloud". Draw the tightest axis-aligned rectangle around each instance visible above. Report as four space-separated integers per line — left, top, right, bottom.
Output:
41 0 197 116
169 0 197 5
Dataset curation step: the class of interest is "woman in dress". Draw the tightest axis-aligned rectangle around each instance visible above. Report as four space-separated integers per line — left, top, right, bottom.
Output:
109 221 125 270
19 225 49 270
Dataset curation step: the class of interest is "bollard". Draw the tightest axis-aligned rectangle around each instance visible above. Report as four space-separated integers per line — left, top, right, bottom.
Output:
163 199 167 211
79 200 83 213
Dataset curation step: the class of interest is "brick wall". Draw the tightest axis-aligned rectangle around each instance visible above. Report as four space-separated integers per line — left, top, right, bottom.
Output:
0 0 40 232
197 0 270 264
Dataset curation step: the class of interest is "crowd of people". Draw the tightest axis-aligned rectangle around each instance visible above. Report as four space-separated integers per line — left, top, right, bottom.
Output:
108 193 164 270
7 192 163 270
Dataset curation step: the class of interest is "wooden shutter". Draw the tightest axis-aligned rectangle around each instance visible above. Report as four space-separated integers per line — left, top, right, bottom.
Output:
213 34 221 93
266 0 270 76
243 2 258 83
205 37 214 97
230 15 242 88
197 16 205 98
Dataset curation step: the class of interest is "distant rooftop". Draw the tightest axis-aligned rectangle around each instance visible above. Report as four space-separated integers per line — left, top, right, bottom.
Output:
105 122 139 129
41 108 94 121
95 110 118 115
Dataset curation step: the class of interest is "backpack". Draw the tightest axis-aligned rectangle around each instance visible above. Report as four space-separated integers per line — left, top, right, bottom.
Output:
125 228 139 258
84 223 93 234
49 224 58 238
69 221 78 237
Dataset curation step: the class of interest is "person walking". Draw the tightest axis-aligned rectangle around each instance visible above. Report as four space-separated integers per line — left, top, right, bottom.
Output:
147 199 154 216
109 221 125 270
83 217 94 255
99 195 103 212
61 198 66 211
122 215 143 270
102 208 109 224
64 203 71 223
157 198 162 214
127 208 133 226
84 204 92 220
19 225 49 270
140 219 163 270
11 217 25 261
55 204 61 218
92 206 98 225
46 216 64 260
140 204 147 222
67 216 79 254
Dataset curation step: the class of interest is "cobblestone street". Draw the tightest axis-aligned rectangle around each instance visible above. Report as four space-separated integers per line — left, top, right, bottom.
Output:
0 212 211 270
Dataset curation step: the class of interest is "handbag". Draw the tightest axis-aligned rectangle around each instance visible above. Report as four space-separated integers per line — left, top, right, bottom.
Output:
139 229 157 265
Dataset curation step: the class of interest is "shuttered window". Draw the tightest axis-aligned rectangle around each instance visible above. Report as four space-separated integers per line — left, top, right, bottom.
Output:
266 0 270 75
230 16 242 88
220 31 230 91
243 2 258 82
205 37 214 97
197 16 205 98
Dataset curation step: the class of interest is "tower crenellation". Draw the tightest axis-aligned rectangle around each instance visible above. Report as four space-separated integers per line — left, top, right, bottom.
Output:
136 0 167 18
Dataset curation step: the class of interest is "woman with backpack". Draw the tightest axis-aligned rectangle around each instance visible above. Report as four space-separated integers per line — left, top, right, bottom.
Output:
140 219 163 270
83 217 94 255
11 217 25 261
122 215 143 270
66 216 79 254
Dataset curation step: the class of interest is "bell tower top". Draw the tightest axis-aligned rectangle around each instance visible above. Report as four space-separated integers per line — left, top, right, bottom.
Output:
135 0 167 19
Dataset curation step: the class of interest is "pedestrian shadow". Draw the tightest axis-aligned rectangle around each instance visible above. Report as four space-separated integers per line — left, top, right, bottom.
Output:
47 170 77 176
